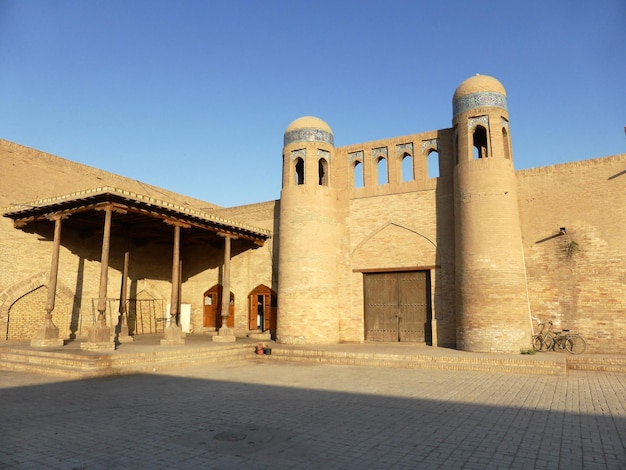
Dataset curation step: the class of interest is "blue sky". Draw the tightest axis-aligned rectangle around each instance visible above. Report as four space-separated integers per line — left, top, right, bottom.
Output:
1 0 625 207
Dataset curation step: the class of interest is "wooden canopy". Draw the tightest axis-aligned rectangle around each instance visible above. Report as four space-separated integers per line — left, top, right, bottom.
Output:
3 186 270 247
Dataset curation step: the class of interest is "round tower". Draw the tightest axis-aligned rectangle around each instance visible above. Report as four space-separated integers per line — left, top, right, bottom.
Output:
452 75 532 352
276 116 342 344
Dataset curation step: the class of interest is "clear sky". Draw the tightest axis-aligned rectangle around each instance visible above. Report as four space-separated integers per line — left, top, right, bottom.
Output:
1 0 625 207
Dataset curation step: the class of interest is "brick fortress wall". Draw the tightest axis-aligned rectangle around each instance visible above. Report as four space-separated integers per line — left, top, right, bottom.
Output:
2 133 624 351
518 154 626 353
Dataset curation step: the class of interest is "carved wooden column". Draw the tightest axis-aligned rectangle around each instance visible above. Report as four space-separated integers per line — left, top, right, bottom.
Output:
114 249 133 344
161 222 186 345
170 225 180 321
213 234 236 342
31 214 66 347
82 206 115 350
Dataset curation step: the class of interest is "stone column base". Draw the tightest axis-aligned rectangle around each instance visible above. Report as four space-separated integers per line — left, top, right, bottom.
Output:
115 315 134 343
30 317 64 348
160 324 186 345
212 326 236 342
81 317 114 351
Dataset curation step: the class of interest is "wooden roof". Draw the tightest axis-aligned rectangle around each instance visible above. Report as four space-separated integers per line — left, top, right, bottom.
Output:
3 186 270 247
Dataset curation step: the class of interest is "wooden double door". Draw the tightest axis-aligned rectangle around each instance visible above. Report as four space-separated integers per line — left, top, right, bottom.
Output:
364 271 431 343
248 285 277 332
203 284 277 332
203 285 234 329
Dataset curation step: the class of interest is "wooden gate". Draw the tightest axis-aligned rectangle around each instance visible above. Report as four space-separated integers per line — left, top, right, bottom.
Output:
364 271 431 342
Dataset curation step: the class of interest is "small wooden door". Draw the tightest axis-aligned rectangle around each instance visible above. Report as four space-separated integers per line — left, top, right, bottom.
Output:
248 285 277 331
364 271 431 342
203 285 234 329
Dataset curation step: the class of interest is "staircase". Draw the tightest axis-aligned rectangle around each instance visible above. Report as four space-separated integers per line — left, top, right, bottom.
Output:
0 342 255 378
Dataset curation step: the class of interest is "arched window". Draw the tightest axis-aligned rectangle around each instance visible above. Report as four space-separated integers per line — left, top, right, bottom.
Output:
353 161 363 188
318 158 328 186
295 157 304 185
377 157 388 185
401 154 414 182
502 128 511 160
473 126 488 159
427 150 439 179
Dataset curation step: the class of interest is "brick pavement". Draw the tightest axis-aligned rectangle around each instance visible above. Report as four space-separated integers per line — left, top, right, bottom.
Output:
1 360 625 469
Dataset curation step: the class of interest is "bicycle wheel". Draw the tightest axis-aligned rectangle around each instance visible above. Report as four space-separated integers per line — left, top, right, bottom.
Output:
565 336 587 355
532 335 544 351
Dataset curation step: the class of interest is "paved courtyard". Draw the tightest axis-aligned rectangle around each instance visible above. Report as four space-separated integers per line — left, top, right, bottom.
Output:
1 360 625 469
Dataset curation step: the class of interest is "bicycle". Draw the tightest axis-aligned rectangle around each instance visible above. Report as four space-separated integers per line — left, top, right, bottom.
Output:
552 329 587 355
532 321 554 351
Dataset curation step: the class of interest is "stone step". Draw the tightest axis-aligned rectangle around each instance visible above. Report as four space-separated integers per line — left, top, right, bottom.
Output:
104 347 254 373
0 358 92 378
0 344 256 378
257 348 568 375
566 355 626 373
3 341 624 378
0 349 100 370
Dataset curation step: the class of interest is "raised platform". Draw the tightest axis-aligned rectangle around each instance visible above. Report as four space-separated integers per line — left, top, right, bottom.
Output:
260 343 626 375
1 335 625 378
0 335 256 378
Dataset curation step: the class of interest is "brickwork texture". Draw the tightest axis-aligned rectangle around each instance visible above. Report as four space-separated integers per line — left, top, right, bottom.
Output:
1 75 624 353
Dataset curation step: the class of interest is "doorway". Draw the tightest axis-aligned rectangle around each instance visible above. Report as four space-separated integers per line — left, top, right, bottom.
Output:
203 285 234 329
364 271 431 343
248 285 277 332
